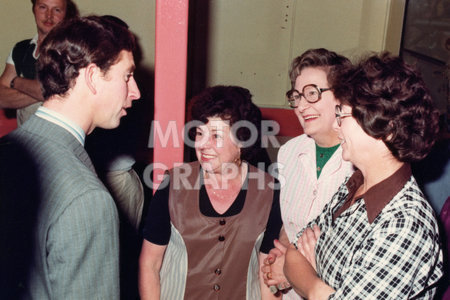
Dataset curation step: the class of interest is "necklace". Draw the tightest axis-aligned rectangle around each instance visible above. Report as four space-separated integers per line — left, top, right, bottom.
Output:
203 163 247 199
203 165 247 214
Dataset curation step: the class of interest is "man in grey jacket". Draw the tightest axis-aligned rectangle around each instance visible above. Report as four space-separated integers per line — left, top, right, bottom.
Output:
0 16 140 299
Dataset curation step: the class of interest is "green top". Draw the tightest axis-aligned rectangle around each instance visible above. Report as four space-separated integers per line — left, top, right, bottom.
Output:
316 143 340 178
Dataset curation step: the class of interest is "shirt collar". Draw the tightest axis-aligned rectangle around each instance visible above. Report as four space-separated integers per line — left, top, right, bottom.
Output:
30 34 39 59
30 34 38 45
345 163 412 223
35 106 86 145
297 136 316 157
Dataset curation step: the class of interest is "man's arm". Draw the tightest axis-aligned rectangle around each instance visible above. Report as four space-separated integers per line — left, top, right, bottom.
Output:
0 64 43 109
139 239 167 300
46 190 120 299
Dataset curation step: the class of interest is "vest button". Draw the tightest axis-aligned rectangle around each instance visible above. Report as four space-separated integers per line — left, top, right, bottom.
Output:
215 268 222 275
219 219 226 225
213 284 220 291
218 235 225 242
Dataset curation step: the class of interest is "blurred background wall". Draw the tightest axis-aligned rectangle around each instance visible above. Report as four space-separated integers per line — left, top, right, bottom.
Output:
0 0 405 113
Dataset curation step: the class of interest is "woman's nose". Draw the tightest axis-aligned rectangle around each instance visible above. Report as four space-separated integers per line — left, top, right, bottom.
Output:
197 134 213 149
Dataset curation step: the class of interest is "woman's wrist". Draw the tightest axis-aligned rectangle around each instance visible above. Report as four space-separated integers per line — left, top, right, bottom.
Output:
307 278 335 300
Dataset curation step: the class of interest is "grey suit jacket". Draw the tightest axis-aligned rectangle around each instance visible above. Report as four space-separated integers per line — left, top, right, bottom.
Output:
0 116 120 299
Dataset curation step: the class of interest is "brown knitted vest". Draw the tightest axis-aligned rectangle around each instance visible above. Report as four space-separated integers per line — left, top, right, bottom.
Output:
168 161 274 299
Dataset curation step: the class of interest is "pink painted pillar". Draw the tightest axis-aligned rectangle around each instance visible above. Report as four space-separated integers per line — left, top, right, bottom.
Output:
152 0 189 190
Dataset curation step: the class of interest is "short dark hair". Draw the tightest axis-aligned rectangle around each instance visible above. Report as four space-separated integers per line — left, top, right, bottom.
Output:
37 16 136 99
334 52 440 162
188 85 262 162
101 15 129 28
289 48 352 89
31 0 79 20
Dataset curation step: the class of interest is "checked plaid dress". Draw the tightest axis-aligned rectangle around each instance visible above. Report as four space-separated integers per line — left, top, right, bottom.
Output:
295 166 443 299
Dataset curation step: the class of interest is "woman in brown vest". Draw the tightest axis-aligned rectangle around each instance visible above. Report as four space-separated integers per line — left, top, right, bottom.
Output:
139 85 282 299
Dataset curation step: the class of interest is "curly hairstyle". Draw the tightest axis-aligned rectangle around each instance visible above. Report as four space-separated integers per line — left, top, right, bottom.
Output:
188 85 262 162
31 0 79 20
333 52 440 162
37 15 136 100
289 48 352 89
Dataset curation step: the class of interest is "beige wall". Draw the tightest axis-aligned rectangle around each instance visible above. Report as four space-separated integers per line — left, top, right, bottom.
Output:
203 0 406 107
0 0 405 108
0 2 36 64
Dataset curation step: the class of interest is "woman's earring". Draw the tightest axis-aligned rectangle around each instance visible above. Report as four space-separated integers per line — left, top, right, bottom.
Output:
234 148 242 166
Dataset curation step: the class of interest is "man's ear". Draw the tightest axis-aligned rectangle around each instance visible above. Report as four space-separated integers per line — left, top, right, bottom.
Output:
85 63 100 95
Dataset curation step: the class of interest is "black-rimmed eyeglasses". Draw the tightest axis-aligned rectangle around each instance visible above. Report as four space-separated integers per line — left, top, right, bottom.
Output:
286 84 331 108
335 105 352 126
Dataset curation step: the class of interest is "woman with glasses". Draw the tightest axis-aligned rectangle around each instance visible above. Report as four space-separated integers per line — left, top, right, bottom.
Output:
263 49 354 298
265 53 443 299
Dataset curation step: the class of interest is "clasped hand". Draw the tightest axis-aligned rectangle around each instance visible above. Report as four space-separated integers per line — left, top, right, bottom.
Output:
261 225 321 292
296 224 320 271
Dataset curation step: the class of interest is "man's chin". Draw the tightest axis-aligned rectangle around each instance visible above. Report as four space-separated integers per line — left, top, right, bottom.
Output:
99 120 121 130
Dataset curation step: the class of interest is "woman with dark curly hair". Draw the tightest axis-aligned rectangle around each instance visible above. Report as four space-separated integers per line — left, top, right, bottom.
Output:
139 85 282 299
264 53 444 299
187 84 271 167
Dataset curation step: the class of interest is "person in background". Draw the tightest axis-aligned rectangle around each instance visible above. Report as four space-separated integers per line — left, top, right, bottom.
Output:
264 53 443 299
0 0 78 124
264 48 354 297
0 16 140 299
139 85 282 299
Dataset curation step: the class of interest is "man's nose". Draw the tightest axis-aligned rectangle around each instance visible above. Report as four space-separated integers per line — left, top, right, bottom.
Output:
128 77 141 101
